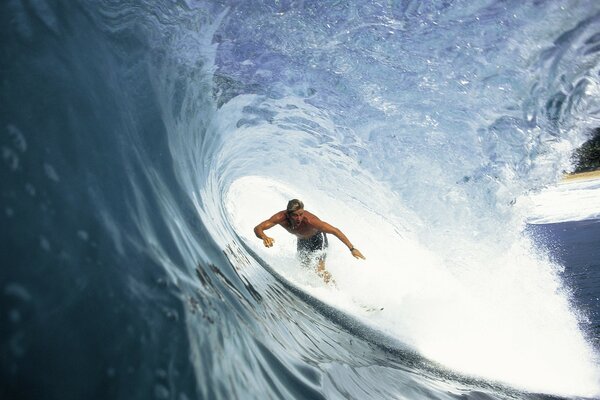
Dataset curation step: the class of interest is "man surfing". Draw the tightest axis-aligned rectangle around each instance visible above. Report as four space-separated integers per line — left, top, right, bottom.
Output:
254 199 365 283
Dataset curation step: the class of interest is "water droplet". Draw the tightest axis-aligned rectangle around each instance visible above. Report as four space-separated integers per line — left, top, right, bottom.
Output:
44 163 60 182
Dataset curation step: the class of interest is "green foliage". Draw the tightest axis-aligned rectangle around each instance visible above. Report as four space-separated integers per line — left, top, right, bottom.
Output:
573 128 600 173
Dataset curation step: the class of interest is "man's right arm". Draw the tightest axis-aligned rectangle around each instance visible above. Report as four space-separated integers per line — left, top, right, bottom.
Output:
254 212 284 248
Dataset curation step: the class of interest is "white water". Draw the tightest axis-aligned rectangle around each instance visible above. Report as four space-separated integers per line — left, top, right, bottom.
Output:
226 175 599 397
524 177 600 224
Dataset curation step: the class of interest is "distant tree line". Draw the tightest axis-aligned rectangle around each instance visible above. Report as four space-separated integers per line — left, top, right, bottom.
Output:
572 127 600 173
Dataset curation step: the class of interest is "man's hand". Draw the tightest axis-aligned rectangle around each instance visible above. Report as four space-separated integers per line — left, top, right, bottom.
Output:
262 236 275 248
351 248 365 260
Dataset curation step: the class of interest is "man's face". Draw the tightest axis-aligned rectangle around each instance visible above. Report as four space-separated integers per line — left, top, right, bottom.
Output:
289 209 304 226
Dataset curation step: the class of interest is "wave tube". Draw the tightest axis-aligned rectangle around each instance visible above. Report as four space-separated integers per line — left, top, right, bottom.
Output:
151 1 600 398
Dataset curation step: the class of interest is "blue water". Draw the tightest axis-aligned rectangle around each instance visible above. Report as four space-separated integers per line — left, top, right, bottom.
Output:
2 1 600 399
527 219 600 349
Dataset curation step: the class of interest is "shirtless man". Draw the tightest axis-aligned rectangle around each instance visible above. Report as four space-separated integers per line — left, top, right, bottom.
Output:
254 199 365 283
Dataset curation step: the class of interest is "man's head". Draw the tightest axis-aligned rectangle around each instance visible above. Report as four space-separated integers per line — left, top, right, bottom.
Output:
287 199 304 213
286 199 304 227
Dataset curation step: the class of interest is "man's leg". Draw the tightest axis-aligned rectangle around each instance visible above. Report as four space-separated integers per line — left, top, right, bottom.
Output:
316 258 333 284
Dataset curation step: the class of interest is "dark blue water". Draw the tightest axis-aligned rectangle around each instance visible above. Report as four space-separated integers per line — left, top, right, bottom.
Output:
528 219 600 349
2 1 600 399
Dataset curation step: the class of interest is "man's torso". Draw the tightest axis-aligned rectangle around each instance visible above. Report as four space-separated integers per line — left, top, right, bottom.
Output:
277 210 321 239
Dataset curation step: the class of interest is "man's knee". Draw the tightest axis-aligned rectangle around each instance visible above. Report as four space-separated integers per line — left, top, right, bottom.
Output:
316 259 326 271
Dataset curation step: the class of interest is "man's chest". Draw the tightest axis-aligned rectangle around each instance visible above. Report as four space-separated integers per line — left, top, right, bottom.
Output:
281 220 318 237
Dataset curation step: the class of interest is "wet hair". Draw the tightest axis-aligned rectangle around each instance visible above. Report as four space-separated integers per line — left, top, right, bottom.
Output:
286 199 304 213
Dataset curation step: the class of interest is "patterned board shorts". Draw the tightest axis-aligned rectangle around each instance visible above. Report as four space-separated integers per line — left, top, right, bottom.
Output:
297 232 328 267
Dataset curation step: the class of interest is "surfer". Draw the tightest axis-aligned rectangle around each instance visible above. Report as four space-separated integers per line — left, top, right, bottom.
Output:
254 199 365 283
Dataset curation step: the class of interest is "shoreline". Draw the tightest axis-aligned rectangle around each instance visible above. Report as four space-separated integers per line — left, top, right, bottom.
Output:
561 169 600 183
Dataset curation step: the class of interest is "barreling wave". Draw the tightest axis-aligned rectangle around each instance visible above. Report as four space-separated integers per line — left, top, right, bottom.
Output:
2 1 600 399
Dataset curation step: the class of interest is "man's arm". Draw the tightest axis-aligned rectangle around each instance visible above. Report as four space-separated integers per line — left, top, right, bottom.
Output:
309 216 366 260
254 212 285 248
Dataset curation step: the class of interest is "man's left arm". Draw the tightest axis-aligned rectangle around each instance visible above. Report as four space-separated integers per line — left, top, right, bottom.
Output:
311 218 366 260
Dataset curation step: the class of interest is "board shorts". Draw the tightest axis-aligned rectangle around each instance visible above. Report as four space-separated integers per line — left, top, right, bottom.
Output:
297 232 328 267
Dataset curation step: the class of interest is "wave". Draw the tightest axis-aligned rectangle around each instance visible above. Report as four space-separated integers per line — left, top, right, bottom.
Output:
3 0 600 399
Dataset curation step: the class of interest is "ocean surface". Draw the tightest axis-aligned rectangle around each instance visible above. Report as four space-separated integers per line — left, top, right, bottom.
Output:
2 1 600 399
